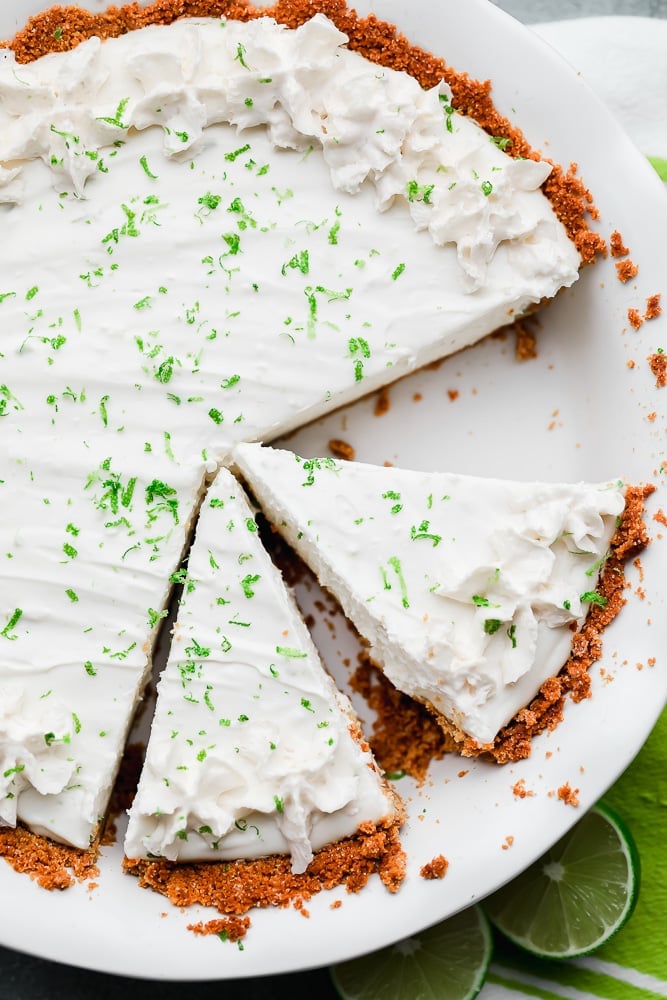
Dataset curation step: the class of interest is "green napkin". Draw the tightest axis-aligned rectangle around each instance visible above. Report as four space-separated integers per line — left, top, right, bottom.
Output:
486 706 667 999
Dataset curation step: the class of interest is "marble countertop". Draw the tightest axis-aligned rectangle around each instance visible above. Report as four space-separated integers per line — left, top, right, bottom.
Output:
1 1 663 997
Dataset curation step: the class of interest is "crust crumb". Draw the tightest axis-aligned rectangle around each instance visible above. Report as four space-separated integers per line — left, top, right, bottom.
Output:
328 438 356 461
610 230 630 258
615 260 638 283
645 294 663 321
628 308 643 330
557 783 580 806
187 916 251 940
514 316 539 361
374 386 391 417
511 778 534 799
648 352 667 388
420 854 448 879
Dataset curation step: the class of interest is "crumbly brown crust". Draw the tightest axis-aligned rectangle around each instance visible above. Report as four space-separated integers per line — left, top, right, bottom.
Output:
0 825 99 890
420 854 448 880
328 438 356 461
610 230 630 258
3 0 604 261
645 294 663 321
556 782 580 806
616 259 639 283
648 352 667 388
123 811 406 933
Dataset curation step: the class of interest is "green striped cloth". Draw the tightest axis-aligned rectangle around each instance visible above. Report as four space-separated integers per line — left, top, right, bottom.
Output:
485 707 667 999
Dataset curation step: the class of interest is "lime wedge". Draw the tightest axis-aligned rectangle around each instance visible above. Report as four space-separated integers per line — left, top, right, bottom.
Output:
483 802 640 960
648 155 667 181
330 904 493 1000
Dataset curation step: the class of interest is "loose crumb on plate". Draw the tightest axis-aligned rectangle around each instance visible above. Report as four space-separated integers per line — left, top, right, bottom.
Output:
648 352 667 388
420 854 449 879
328 438 356 461
187 916 251 941
645 293 663 321
610 230 630 258
628 308 644 330
374 385 391 417
615 260 639 283
556 783 580 806
511 778 534 799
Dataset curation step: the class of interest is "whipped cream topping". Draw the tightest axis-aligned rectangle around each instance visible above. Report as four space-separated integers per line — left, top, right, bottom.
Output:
0 436 199 846
125 469 396 872
0 683 76 826
0 14 574 290
0 14 580 848
233 444 625 745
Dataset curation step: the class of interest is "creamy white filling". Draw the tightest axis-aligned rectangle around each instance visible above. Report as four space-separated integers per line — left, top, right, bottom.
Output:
0 14 581 848
124 468 395 872
0 14 574 291
233 443 625 745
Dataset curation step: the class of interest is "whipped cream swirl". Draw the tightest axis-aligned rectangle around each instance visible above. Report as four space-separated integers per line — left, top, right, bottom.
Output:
0 13 562 287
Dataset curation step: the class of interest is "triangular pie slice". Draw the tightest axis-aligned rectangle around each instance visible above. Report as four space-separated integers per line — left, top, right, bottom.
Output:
233 443 626 751
124 467 402 874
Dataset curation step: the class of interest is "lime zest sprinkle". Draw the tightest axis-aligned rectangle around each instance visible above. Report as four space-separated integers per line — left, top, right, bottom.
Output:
410 520 442 546
580 590 608 607
1 608 23 640
139 154 158 179
276 645 308 658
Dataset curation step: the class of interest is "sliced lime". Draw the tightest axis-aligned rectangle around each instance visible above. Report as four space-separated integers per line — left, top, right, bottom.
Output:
330 904 493 1000
648 155 667 181
484 801 640 960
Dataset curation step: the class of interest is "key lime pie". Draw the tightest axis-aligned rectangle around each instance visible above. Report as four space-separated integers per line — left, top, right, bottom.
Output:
232 444 628 752
0 0 621 913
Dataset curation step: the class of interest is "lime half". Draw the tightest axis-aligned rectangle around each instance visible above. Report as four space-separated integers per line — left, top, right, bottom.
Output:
484 802 640 960
330 904 493 1000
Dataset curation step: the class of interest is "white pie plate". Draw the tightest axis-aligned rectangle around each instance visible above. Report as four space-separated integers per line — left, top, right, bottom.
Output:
0 0 666 981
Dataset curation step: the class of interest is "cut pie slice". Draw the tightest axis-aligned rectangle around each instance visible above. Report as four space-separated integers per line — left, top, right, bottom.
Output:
233 442 627 751
124 467 402 874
